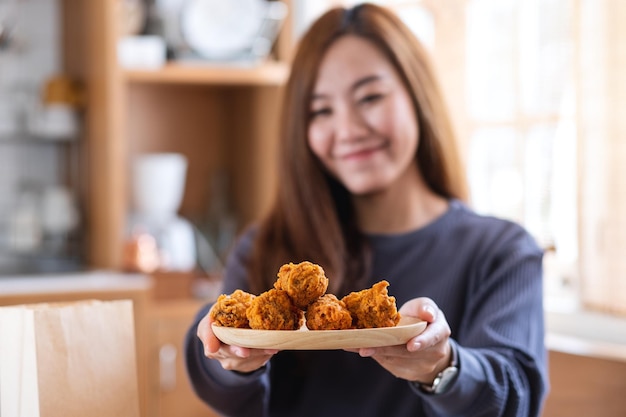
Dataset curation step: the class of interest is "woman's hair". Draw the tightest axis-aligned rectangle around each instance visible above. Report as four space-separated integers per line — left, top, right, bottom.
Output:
247 3 468 295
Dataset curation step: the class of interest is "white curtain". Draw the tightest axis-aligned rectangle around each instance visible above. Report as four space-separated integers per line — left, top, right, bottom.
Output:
431 0 626 315
578 0 626 314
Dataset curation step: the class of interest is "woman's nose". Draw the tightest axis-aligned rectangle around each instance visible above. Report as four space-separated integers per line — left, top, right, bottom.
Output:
334 105 368 142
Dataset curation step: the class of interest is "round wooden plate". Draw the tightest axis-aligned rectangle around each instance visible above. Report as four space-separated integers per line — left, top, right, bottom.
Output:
212 316 427 350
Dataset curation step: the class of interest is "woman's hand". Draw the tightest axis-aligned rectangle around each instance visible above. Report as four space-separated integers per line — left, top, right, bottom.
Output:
346 297 452 383
196 309 279 373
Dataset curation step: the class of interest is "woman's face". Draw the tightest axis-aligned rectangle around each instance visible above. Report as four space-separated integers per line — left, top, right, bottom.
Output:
307 35 419 195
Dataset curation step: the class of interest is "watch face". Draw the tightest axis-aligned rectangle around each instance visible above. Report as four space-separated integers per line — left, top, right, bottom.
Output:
433 366 459 394
180 0 267 60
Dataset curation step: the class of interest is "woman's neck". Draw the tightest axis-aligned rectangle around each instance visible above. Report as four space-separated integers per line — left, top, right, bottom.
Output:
352 165 448 234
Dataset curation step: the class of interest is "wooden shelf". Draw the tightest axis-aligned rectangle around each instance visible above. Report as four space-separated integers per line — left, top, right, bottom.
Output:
124 60 290 86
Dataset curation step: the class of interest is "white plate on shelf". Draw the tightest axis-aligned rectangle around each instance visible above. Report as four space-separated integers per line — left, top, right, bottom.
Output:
180 0 267 60
212 316 427 350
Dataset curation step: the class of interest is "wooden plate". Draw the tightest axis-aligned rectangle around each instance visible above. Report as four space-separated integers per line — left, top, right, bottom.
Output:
212 316 427 350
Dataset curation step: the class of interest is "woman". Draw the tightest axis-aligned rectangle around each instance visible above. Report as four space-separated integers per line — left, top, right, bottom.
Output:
185 4 548 417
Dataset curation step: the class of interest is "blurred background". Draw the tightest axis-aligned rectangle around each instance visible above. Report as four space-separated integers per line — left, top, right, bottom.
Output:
1 0 623 315
0 1 624 416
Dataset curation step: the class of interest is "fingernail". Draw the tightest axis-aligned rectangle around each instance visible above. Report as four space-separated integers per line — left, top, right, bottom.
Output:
412 341 422 351
232 347 245 357
360 348 376 357
264 349 279 355
424 305 436 317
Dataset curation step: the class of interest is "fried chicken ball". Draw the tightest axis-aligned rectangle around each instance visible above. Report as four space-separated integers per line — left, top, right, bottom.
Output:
210 289 256 328
305 294 353 330
274 261 329 310
342 280 401 329
246 288 304 330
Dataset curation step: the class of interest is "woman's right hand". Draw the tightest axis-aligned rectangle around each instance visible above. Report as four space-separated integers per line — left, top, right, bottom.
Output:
196 309 279 373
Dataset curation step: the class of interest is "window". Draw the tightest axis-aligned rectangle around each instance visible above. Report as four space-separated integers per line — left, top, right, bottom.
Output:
463 0 578 311
294 0 626 316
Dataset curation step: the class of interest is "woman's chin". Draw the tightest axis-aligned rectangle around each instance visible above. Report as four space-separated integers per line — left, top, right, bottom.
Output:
345 181 389 197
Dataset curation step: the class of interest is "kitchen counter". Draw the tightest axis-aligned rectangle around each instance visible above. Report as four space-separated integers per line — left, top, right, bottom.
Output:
0 269 155 417
546 309 626 362
3 270 623 361
0 270 153 298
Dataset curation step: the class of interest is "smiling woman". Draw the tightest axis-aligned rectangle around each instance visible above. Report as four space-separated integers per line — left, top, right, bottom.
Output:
185 3 548 417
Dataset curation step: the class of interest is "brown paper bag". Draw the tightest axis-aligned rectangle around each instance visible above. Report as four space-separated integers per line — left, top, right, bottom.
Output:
0 299 140 417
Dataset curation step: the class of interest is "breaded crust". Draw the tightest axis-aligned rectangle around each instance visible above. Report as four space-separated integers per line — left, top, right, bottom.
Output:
305 294 353 330
246 288 305 330
210 289 256 328
342 280 401 329
274 261 329 309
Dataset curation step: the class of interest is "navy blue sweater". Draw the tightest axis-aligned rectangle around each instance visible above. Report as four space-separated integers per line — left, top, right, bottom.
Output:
185 200 548 416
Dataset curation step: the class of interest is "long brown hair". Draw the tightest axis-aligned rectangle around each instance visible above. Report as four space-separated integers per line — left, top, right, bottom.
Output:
247 3 467 295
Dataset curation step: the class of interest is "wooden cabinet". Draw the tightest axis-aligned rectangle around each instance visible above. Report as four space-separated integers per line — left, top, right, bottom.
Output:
146 300 219 417
542 350 626 417
0 274 221 417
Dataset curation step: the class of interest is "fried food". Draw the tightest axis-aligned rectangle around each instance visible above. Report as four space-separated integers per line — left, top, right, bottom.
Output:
246 288 305 330
305 294 353 330
212 262 400 333
210 289 256 328
342 280 401 329
274 261 329 310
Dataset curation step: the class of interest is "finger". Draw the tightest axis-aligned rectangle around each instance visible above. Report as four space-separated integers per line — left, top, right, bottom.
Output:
229 345 250 358
418 303 437 322
399 297 438 323
358 348 377 357
408 314 450 352
368 344 416 359
229 346 279 360
344 347 390 358
197 311 222 354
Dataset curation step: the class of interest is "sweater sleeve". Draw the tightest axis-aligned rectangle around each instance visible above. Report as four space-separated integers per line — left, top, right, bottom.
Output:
413 225 549 416
184 228 272 417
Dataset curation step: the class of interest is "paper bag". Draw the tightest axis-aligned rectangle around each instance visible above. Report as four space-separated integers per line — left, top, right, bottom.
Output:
0 299 140 417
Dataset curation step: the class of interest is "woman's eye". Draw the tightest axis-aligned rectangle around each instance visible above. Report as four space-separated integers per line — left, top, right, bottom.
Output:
310 107 332 119
358 93 383 105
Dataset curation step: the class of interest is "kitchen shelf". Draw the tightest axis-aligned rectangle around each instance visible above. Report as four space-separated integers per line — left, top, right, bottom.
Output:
123 60 290 86
69 0 292 276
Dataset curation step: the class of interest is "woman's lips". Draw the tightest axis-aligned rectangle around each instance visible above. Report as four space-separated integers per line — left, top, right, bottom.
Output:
337 143 387 161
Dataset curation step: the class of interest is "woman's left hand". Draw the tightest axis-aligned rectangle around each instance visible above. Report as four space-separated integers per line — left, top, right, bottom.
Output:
345 297 452 383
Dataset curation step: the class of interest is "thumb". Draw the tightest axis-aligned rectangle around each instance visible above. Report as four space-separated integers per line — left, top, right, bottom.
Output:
399 297 438 323
197 313 221 354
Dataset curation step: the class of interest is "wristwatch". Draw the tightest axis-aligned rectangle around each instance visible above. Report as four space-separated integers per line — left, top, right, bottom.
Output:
415 343 459 395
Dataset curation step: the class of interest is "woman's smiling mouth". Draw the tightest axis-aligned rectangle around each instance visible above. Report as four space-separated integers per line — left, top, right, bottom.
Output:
336 142 389 161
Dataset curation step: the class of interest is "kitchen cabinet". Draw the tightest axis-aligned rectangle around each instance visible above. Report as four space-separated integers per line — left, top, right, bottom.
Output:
0 272 222 417
542 350 626 417
146 300 218 417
